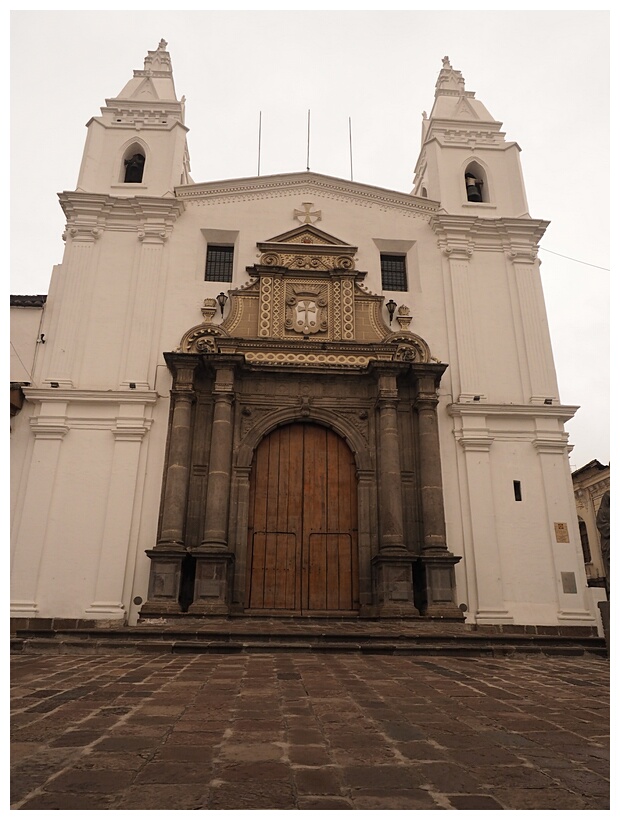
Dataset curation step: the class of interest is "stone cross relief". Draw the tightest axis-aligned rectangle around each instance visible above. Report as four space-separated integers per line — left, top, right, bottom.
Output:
295 299 318 333
294 203 322 224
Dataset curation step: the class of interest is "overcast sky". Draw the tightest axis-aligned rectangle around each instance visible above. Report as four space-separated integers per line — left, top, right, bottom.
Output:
9 9 610 470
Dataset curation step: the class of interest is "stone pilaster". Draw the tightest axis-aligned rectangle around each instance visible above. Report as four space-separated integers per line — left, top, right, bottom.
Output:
85 405 152 621
456 430 511 623
190 361 238 614
430 216 486 403
44 225 102 388
120 201 183 389
511 251 558 403
141 354 199 616
10 401 69 617
534 434 596 623
414 369 463 618
370 364 418 615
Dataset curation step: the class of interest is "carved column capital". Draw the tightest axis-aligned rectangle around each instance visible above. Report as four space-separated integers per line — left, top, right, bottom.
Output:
138 228 168 244
63 225 103 243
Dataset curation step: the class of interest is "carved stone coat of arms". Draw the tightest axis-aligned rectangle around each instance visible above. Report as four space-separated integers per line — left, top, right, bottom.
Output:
285 287 328 335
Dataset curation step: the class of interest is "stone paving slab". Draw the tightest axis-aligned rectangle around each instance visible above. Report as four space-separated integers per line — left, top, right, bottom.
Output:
11 653 610 810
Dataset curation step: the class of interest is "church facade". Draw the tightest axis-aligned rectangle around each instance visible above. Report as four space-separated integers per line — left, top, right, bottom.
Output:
10 43 598 629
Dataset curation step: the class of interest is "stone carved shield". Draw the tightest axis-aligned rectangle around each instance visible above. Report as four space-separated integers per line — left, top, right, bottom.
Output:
285 288 328 335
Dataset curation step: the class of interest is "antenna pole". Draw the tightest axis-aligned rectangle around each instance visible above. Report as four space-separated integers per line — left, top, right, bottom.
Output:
349 117 353 182
306 110 310 172
257 111 262 176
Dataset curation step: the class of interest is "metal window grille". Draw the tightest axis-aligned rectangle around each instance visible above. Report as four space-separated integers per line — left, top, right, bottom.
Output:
380 254 407 291
205 245 234 282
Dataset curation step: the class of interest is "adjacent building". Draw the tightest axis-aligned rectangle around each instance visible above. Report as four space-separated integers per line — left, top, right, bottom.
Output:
572 460 610 590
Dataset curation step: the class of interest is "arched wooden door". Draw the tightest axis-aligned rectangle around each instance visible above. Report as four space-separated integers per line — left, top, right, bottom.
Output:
246 423 359 614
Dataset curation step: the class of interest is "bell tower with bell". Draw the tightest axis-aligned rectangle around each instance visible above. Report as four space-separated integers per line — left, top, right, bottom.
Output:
76 40 192 197
412 57 529 217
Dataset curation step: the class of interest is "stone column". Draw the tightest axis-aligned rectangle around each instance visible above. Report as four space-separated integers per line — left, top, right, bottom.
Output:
141 354 200 616
370 364 418 615
414 368 463 618
190 362 237 614
377 404 407 550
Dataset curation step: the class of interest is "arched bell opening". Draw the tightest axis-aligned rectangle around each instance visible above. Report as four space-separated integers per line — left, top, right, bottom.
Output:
464 160 489 203
121 142 147 183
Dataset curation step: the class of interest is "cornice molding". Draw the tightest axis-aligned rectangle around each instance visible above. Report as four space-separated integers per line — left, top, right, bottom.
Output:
58 192 185 239
175 172 438 216
447 402 579 422
455 433 494 452
23 388 159 405
532 438 570 455
431 214 549 255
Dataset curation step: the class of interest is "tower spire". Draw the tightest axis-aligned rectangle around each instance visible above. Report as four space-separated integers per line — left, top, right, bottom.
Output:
114 40 178 106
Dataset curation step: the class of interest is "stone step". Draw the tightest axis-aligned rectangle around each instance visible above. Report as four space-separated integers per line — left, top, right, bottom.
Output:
11 627 607 658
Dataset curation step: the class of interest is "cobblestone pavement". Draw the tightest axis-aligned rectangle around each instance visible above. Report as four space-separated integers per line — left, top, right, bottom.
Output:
11 653 610 810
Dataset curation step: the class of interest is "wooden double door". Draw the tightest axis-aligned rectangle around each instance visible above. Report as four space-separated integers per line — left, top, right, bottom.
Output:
246 423 359 614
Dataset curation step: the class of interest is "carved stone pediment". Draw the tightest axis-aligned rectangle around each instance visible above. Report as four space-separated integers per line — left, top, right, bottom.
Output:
257 223 357 272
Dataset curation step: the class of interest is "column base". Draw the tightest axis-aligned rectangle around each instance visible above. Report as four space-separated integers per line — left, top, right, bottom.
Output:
372 552 419 616
188 551 235 615
474 609 514 625
140 549 185 616
10 601 38 618
417 551 464 619
84 602 126 622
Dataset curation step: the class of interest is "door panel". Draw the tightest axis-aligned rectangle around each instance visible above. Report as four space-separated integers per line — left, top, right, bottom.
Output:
246 423 358 613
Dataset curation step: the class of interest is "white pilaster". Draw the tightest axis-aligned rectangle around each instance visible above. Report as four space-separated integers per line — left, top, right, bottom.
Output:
10 403 69 617
85 405 152 619
44 229 102 388
120 201 183 389
456 421 513 623
534 436 596 624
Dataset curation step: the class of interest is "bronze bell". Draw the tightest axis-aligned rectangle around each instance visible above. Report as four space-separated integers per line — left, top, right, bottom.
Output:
465 172 483 202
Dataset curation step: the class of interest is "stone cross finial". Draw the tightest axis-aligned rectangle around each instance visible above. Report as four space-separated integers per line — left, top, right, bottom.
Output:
158 39 168 50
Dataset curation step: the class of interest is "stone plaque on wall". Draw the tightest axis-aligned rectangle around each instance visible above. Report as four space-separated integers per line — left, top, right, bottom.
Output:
554 522 570 543
561 572 577 594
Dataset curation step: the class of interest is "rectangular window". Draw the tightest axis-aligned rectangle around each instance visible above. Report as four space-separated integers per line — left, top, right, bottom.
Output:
380 253 407 291
205 245 234 282
513 480 522 501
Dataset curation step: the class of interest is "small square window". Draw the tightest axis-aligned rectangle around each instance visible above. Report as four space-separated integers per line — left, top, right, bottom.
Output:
380 253 407 291
205 245 234 282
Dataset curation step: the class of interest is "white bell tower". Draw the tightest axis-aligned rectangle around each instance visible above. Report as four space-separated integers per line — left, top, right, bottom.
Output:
76 40 192 197
412 57 529 217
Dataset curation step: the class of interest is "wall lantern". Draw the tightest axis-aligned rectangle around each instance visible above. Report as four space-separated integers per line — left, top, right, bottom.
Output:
216 292 228 317
386 299 397 325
